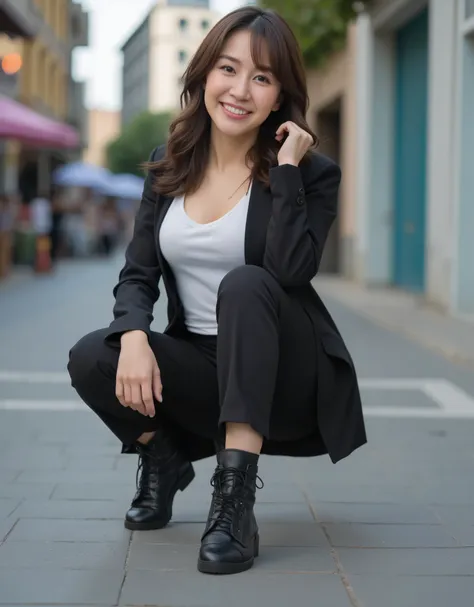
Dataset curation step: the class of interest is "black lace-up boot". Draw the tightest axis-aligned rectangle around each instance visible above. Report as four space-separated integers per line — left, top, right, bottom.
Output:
198 448 263 575
124 426 195 531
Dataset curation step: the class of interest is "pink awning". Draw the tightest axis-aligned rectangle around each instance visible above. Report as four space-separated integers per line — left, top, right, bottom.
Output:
0 95 79 149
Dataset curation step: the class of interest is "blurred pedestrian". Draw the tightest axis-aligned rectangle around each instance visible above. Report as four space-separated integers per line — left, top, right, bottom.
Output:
68 6 366 576
30 190 53 273
0 193 14 278
98 198 119 256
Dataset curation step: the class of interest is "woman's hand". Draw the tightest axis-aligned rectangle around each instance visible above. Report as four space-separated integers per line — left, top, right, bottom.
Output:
276 121 314 167
116 330 162 417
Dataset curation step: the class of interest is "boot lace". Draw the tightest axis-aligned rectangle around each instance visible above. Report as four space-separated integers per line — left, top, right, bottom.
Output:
209 467 264 531
134 446 160 496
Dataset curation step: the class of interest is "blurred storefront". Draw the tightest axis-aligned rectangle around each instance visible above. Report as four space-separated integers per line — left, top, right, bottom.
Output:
0 0 89 276
0 0 89 200
353 0 474 315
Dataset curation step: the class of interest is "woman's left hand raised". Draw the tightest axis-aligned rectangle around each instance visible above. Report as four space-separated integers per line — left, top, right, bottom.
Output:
276 121 314 167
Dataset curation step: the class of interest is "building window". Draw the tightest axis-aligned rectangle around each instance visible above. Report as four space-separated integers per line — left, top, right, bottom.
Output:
178 49 187 63
201 19 210 30
178 18 188 32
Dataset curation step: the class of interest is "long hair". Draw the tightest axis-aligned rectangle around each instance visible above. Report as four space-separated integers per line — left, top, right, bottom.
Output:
147 6 318 197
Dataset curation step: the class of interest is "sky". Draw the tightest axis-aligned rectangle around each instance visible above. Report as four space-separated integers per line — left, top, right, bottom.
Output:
73 0 243 111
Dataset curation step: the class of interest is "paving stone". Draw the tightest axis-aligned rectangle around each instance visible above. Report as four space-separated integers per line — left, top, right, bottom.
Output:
61 456 118 471
6 518 131 543
16 468 135 484
0 499 20 519
52 482 133 500
0 540 128 569
450 527 474 546
0 483 56 499
14 498 127 520
347 575 474 607
119 570 350 607
303 482 422 504
127 542 335 573
254 502 315 523
0 568 123 604
314 502 439 525
338 547 474 575
324 523 458 548
419 483 474 505
433 505 474 526
0 517 17 543
0 470 21 483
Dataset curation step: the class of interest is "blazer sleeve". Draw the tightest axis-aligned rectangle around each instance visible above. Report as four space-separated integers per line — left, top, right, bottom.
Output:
263 154 341 287
103 146 164 346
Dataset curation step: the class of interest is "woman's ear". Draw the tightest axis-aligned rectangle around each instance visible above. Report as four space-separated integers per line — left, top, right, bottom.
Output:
272 92 283 112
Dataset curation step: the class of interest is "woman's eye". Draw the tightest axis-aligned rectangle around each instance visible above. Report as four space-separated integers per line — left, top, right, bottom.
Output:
220 65 234 73
255 75 270 84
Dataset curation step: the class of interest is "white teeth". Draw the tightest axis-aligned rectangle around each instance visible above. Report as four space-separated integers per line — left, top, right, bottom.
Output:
223 104 249 115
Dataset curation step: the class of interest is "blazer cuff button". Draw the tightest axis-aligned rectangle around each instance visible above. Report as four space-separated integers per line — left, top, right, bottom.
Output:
296 196 305 206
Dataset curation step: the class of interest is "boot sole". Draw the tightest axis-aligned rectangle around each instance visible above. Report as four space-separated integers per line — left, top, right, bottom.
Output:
197 534 259 575
124 464 195 531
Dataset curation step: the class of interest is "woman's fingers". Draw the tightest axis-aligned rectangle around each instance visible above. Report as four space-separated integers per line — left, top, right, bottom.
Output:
141 380 155 418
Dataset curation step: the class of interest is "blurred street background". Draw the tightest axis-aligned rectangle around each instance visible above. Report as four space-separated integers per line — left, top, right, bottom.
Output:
1 0 474 605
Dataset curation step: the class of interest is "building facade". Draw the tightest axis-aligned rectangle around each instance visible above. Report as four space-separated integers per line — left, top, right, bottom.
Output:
353 0 474 315
121 0 220 126
83 109 121 167
306 24 358 277
0 0 88 199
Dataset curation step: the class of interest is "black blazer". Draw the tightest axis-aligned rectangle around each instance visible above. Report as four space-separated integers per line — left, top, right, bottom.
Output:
105 144 366 463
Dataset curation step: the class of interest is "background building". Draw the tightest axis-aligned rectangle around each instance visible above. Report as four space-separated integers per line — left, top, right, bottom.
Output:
0 0 88 200
83 109 121 167
121 0 220 126
306 24 358 277
352 0 474 315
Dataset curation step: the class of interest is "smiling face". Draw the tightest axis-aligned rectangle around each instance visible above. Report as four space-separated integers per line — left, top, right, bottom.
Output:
204 29 282 140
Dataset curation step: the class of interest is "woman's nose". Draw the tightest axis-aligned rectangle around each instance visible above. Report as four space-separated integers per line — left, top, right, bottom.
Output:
230 77 250 100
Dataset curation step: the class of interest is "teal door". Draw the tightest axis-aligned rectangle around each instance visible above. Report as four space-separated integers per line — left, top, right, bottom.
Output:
393 8 428 290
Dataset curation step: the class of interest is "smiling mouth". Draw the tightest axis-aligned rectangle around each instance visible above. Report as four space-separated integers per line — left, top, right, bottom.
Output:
220 103 251 116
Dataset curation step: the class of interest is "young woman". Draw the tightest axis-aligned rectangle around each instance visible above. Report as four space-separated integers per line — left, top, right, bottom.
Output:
68 6 366 575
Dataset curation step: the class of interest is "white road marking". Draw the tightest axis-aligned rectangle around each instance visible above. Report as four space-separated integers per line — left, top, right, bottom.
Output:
1 372 474 418
0 370 70 384
0 400 86 410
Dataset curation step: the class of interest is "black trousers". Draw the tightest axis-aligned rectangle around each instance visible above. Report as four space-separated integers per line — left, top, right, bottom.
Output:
68 265 319 449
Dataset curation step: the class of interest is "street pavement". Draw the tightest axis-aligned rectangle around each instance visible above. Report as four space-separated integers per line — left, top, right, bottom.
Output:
1 253 474 606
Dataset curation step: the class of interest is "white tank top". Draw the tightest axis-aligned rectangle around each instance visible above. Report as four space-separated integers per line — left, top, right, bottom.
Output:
159 187 251 335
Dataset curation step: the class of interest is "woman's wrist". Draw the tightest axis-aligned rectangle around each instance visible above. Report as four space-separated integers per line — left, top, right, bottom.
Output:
120 330 148 345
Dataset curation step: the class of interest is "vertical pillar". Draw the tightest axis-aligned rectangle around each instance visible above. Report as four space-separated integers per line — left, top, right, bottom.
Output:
425 0 458 310
453 2 474 313
355 11 395 285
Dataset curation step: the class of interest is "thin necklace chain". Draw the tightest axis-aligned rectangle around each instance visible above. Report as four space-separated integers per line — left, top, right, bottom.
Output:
227 175 251 200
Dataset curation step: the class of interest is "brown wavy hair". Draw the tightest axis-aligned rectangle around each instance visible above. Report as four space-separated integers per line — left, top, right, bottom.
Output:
148 6 318 197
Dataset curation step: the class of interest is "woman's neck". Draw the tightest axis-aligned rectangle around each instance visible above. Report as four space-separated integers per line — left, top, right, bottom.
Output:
208 126 256 173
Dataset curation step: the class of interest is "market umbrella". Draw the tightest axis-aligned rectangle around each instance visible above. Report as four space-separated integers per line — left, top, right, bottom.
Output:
52 162 113 190
98 173 145 200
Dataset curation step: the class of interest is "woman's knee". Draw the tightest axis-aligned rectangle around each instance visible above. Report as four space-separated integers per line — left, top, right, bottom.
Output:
67 328 112 389
218 265 278 301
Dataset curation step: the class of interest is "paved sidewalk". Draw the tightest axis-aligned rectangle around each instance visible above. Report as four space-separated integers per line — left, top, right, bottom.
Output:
315 275 474 368
1 259 474 606
1 407 474 606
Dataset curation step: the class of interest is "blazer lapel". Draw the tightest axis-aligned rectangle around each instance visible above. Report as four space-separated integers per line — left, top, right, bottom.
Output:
155 194 179 307
244 178 272 267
